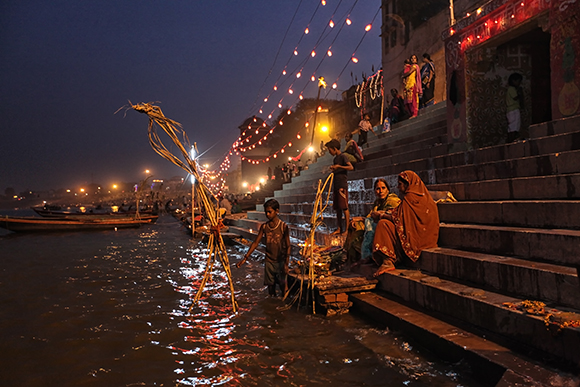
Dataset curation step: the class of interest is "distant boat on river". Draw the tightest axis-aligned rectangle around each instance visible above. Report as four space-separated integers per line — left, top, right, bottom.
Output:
31 205 155 218
0 215 156 233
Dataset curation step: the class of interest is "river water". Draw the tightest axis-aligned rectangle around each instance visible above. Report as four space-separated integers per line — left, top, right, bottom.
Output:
0 212 483 386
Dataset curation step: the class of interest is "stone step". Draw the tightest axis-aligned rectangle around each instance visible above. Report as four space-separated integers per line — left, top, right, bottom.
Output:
428 173 580 201
438 200 580 229
363 128 448 162
439 223 580 268
529 114 580 139
419 247 580 309
432 148 580 185
280 127 580 198
350 292 579 385
367 267 580 368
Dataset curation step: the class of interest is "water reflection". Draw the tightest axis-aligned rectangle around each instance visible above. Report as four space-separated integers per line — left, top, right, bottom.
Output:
0 215 482 386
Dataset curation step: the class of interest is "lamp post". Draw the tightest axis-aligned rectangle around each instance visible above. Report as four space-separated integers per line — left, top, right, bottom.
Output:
190 144 197 236
310 76 327 145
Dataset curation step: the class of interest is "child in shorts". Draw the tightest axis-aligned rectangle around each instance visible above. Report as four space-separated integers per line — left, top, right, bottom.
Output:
236 199 291 297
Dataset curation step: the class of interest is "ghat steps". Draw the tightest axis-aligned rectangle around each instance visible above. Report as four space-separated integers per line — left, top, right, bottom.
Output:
227 103 580 383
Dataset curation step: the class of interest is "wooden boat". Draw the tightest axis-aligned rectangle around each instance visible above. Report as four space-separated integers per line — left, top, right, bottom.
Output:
0 215 154 233
31 206 155 218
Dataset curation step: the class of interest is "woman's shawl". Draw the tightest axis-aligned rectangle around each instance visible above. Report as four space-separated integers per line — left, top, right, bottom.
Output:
392 170 439 261
371 193 400 214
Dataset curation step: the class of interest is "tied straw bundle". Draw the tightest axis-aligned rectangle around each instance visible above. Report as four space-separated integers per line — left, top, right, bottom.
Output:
280 173 333 314
129 102 238 314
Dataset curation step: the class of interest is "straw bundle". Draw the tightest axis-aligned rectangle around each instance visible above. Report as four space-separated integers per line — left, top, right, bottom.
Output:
130 102 237 314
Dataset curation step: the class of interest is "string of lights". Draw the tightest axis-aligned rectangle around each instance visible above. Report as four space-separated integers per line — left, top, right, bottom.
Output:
201 1 382 194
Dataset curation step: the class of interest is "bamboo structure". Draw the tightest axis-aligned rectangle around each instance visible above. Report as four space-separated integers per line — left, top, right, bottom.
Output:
130 102 237 313
281 173 334 314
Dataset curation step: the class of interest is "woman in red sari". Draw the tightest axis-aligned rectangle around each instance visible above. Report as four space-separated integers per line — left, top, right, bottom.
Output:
402 55 423 118
372 170 439 277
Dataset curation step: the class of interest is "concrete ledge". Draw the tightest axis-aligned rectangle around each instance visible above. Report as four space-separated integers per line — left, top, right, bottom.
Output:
439 223 580 267
420 247 580 309
376 269 580 367
438 200 580 229
350 292 579 386
428 173 580 200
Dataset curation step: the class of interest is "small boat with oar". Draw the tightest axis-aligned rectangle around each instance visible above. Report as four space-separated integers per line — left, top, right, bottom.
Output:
0 215 155 233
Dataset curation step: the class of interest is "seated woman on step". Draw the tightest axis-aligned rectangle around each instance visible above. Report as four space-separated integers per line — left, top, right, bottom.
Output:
345 178 400 265
343 132 364 164
372 171 439 277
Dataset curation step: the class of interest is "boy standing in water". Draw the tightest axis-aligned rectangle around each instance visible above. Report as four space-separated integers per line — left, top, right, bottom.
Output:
325 139 354 235
237 199 290 297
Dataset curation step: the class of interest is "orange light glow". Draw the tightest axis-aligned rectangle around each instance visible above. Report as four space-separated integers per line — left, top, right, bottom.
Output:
365 24 372 31
329 20 334 28
351 57 358 63
305 28 309 34
311 50 316 57
346 18 352 25
327 50 332 56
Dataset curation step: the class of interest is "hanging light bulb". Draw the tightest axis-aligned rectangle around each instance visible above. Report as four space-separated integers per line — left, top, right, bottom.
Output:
264 97 268 102
287 109 291 115
329 20 334 28
332 83 337 89
299 94 304 100
273 86 277 91
288 142 292 147
294 50 298 56
255 129 259 134
311 75 316 81
259 109 263 114
351 57 359 63
279 120 283 125
327 50 333 56
282 70 286 75
311 50 316 57
296 72 301 78
321 0 326 5
346 18 352 25
268 114 272 119
278 103 282 108
365 24 372 31
297 134 301 139
305 28 309 34
288 89 293 94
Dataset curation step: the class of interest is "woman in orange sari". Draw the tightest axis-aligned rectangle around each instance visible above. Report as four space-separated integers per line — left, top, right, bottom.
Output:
372 170 439 277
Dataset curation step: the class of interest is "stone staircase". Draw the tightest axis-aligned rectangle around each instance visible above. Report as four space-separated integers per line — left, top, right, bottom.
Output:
227 102 580 383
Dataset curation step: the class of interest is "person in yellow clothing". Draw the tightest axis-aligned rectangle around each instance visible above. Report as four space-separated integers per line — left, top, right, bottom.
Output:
345 178 400 264
506 72 524 143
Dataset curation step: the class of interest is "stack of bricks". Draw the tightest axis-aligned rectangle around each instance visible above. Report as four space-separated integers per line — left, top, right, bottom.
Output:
318 292 352 316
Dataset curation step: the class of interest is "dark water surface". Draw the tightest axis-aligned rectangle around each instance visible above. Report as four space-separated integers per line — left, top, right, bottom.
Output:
0 214 482 386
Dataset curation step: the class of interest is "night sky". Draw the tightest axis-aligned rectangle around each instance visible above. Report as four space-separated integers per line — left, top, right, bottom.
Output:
0 1 381 193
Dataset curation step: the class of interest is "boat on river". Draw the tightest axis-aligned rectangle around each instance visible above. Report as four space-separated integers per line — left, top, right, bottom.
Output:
31 205 155 218
0 215 155 233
